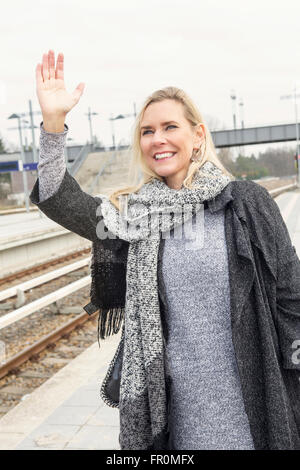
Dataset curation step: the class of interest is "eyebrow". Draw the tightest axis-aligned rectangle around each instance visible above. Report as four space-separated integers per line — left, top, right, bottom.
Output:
140 121 179 130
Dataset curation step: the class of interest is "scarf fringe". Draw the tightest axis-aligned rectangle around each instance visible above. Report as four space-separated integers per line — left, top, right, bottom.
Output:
97 306 125 347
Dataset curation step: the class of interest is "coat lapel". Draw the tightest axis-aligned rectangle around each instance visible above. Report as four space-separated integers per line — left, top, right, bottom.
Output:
225 207 256 327
207 182 256 328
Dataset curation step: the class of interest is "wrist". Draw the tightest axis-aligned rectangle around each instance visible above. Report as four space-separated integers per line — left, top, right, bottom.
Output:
42 115 66 133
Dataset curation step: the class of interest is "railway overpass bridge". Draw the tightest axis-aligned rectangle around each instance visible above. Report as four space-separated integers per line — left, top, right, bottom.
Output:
211 122 300 148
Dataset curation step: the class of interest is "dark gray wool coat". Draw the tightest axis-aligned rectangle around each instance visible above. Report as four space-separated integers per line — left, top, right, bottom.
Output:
30 169 300 450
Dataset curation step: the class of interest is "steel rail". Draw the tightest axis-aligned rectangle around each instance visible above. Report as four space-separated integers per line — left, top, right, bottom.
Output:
0 248 91 287
0 310 97 380
0 276 91 330
0 258 90 302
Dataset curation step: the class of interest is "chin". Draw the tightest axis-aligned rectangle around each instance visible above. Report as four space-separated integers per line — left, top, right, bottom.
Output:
150 164 180 178
154 171 176 180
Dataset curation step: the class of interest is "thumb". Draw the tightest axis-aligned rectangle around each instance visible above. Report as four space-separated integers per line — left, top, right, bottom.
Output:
72 82 85 103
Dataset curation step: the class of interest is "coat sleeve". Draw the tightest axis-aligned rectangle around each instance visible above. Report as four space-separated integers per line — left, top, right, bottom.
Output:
271 194 300 370
30 168 110 243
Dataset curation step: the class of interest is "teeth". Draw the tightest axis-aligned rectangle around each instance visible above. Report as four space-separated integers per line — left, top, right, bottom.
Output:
154 152 175 160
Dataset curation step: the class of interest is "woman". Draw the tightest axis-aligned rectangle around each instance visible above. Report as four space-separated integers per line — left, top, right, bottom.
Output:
31 50 300 450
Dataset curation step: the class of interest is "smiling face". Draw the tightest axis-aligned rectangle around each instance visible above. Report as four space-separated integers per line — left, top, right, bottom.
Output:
140 99 204 189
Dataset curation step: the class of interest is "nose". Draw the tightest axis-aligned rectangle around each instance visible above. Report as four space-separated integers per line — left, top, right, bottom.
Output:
152 129 167 145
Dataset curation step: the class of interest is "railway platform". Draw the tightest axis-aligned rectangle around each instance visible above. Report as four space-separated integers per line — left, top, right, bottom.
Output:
0 332 121 450
273 187 300 257
0 210 91 279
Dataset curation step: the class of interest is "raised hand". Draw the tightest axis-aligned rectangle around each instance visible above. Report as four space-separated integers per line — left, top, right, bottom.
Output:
36 50 85 131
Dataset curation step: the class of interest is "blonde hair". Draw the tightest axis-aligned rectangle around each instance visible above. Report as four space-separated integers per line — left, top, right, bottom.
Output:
109 86 235 209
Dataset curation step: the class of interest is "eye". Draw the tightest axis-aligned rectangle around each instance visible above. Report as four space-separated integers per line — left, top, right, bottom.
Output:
141 124 177 136
142 129 153 135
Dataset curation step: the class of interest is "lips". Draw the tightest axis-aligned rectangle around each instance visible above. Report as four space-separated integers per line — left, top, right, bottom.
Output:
153 152 177 161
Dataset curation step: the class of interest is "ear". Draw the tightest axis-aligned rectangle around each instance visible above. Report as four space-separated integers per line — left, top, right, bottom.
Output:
193 123 205 149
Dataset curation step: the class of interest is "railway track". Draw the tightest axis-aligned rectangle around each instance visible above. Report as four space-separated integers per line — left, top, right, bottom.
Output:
0 247 91 288
0 250 101 419
0 312 99 419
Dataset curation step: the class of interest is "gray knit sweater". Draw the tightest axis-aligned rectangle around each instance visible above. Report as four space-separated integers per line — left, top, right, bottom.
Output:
38 122 255 450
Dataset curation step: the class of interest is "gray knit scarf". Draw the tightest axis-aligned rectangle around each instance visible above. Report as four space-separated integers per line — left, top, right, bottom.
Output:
98 161 231 450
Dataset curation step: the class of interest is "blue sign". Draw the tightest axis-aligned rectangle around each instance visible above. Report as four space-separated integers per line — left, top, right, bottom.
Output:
23 162 38 171
0 160 38 172
0 160 19 172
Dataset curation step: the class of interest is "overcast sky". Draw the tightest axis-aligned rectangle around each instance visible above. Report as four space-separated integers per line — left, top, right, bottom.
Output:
1 0 300 154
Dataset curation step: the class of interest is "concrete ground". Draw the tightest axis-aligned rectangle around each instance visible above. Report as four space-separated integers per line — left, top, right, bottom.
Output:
274 188 300 258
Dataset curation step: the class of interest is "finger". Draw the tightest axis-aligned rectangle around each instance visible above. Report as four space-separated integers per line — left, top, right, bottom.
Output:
55 52 64 81
36 63 44 88
42 53 49 81
71 82 85 103
49 49 55 79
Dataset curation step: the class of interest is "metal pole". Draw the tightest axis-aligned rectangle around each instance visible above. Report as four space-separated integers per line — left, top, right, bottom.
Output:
64 145 69 169
133 102 137 118
110 115 116 149
230 90 237 160
294 86 300 187
230 90 237 130
17 117 30 212
88 107 94 148
29 99 38 163
239 99 244 129
239 98 244 157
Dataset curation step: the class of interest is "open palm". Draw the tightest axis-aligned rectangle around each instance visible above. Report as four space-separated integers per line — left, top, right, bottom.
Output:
36 50 85 118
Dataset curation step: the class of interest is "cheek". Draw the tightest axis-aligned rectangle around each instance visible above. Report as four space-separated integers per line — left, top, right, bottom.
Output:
175 133 192 154
141 143 154 163
140 139 149 156
182 139 193 157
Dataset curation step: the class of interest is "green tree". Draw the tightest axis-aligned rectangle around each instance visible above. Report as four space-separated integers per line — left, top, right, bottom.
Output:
232 155 268 180
257 146 295 176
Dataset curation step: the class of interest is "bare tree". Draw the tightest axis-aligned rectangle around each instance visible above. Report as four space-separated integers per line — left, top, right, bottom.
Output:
257 146 296 177
217 147 236 173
